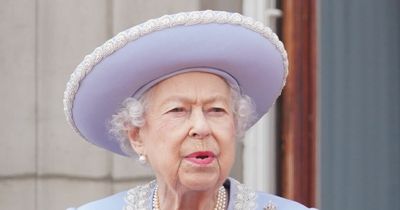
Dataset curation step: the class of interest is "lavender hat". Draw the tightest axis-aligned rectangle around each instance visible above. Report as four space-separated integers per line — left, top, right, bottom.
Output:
63 10 288 156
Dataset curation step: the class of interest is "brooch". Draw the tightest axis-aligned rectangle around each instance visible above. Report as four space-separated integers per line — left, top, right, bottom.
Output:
264 201 277 210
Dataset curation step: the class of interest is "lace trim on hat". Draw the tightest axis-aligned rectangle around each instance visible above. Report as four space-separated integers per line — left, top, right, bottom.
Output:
63 10 289 135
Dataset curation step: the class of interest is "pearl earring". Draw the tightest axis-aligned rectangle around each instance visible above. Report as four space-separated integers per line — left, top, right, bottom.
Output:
138 154 147 165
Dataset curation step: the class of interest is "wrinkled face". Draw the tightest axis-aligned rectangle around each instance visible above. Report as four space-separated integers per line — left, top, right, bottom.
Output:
131 72 236 191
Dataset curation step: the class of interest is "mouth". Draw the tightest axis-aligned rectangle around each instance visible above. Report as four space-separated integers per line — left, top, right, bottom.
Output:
185 151 216 165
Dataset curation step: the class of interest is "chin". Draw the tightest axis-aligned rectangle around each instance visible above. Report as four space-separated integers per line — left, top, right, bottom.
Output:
178 172 222 191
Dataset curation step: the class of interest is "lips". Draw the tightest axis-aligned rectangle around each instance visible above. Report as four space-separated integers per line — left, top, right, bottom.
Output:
185 151 216 165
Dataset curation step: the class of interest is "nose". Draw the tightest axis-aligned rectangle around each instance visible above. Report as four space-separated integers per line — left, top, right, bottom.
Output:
188 109 211 139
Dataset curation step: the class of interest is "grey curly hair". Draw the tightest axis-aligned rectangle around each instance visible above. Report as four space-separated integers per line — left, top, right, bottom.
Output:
109 81 257 156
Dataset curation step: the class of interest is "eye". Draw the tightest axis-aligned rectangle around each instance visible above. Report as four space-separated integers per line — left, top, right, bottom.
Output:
164 107 187 117
168 107 186 113
208 107 226 113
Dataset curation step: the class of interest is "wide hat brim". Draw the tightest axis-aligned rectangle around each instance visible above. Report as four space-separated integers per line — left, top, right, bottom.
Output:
64 10 288 156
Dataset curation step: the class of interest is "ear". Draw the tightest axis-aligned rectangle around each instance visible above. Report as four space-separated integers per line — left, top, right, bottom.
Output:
127 127 145 155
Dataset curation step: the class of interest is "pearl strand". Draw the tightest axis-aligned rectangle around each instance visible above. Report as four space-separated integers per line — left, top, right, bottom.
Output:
152 185 160 210
152 185 227 210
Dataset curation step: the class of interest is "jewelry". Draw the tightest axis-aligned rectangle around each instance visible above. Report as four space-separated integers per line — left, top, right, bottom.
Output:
264 201 277 210
152 185 228 210
138 154 147 164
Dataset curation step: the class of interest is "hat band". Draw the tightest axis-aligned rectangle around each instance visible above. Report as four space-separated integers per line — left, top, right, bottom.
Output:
132 67 240 98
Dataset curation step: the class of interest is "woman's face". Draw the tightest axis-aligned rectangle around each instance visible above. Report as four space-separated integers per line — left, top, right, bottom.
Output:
132 72 236 192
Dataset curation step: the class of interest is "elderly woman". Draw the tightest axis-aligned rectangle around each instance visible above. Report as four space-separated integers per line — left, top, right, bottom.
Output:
65 11 317 210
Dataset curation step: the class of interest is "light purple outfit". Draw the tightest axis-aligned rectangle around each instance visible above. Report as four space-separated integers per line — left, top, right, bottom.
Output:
67 177 317 210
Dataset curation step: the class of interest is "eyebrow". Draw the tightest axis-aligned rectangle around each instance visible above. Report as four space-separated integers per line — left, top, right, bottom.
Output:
160 95 230 106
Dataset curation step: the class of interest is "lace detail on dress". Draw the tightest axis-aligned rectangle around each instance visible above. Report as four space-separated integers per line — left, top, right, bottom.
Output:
231 179 257 210
123 178 260 210
124 180 156 210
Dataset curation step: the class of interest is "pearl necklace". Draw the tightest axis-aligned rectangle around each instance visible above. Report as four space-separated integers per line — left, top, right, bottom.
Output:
152 185 228 210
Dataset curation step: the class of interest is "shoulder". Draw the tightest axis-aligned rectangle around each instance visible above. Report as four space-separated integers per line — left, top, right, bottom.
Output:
255 191 318 210
66 180 156 210
227 177 317 210
66 191 127 210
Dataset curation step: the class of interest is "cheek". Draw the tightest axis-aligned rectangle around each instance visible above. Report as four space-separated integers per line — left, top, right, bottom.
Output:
212 119 236 171
145 135 183 182
212 117 236 142
219 139 236 166
142 118 189 174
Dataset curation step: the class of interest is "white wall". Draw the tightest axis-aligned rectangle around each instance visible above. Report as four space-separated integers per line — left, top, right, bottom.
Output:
0 1 199 209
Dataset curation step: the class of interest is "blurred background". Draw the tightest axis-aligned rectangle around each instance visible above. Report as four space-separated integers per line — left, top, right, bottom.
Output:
0 0 399 209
